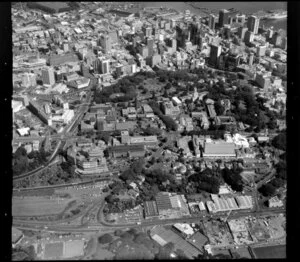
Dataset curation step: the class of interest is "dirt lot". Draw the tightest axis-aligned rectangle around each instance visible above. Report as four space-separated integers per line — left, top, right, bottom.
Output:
12 196 75 217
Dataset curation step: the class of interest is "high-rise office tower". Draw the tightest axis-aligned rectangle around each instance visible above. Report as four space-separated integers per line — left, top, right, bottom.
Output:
247 16 260 35
93 58 101 74
166 38 177 53
272 32 282 47
223 25 231 39
63 43 69 52
209 14 217 30
244 30 254 44
42 68 55 86
142 26 152 37
209 44 222 66
147 37 154 57
170 19 176 28
256 45 267 57
225 53 241 71
248 52 254 66
189 23 199 44
176 26 190 48
100 59 110 74
281 37 287 50
99 34 111 54
219 9 229 27
238 27 248 40
267 28 273 40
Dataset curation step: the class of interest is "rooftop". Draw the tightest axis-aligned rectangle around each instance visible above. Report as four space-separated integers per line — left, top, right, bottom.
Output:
204 142 235 155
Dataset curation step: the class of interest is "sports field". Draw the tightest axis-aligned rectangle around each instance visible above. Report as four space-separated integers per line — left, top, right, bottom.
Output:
12 196 74 217
64 240 85 258
44 242 64 259
252 245 286 258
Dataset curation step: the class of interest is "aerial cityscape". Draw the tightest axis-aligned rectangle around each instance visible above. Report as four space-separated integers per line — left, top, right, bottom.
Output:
11 1 287 260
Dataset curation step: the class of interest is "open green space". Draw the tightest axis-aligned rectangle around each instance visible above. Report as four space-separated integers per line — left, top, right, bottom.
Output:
36 2 68 9
252 244 286 258
12 196 75 217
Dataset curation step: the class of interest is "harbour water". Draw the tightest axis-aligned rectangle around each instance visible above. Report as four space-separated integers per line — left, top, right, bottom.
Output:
141 2 287 31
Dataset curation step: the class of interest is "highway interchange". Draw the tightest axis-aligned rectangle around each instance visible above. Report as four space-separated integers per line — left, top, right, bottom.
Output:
12 75 285 254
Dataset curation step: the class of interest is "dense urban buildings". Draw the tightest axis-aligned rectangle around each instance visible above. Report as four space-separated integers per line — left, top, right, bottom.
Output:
12 2 286 260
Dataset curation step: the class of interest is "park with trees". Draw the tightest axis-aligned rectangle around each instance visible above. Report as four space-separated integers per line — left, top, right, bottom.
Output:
12 146 51 176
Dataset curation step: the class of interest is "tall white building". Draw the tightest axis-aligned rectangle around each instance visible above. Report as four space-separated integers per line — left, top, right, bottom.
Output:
101 59 110 74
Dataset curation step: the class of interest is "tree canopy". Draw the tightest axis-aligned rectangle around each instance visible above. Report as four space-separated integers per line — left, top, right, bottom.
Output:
271 132 286 151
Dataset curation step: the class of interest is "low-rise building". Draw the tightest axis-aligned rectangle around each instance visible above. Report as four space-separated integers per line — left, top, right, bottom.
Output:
130 135 158 146
235 195 253 209
17 127 30 136
203 141 236 158
68 77 90 89
107 144 145 158
162 101 180 117
180 115 194 131
144 200 159 218
142 104 155 118
172 96 182 106
268 196 284 208
177 136 192 157
173 223 194 238
205 99 216 118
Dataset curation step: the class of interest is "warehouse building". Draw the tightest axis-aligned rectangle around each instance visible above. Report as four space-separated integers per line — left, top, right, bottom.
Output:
144 201 159 218
203 141 236 158
107 144 145 158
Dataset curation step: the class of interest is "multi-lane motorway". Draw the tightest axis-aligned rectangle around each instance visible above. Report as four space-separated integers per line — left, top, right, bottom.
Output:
13 207 285 234
13 90 93 181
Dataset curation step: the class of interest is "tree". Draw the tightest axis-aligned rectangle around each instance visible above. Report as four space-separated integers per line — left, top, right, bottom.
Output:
214 100 225 115
222 168 243 192
259 183 276 197
161 115 178 131
114 229 123 236
270 178 285 188
142 127 161 136
165 82 172 89
97 132 111 144
98 233 113 244
127 228 138 236
131 159 145 174
120 231 135 241
271 132 286 151
13 146 29 176
12 245 36 261
105 195 115 204
164 242 175 252
120 168 136 182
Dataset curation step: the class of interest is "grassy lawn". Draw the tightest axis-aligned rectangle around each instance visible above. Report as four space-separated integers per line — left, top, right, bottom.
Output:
36 2 69 9
252 245 286 258
12 196 75 217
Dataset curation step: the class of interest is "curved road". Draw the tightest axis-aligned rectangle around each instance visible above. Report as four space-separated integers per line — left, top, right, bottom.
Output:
13 140 63 181
13 208 285 234
13 90 92 182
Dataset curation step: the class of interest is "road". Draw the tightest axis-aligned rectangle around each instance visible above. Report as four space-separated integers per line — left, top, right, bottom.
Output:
13 90 93 181
13 206 285 233
13 176 114 192
13 140 63 181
